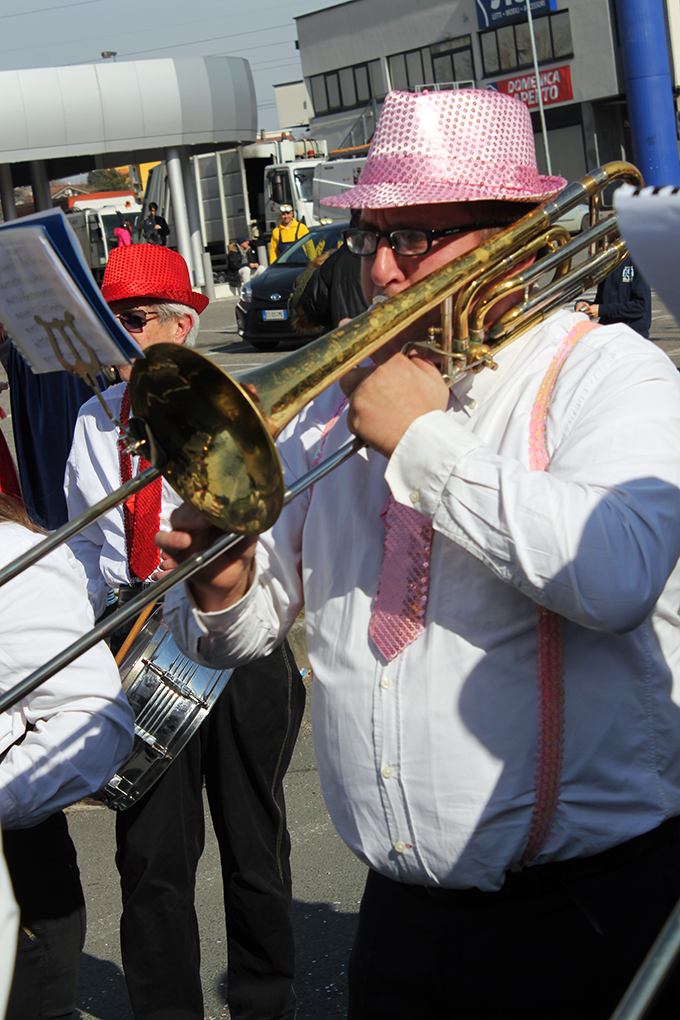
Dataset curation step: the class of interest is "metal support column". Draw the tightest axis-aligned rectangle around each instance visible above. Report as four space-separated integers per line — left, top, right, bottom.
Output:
178 147 205 288
165 146 195 284
0 165 17 221
29 160 52 212
525 0 552 175
614 0 680 186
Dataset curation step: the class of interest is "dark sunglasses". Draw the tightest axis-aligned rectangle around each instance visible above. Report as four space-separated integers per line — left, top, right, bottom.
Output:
116 310 158 334
342 221 514 257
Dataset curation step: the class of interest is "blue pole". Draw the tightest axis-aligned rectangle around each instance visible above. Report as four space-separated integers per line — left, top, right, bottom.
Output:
614 0 680 186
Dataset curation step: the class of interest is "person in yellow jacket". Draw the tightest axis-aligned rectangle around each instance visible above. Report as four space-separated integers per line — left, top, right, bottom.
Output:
269 205 313 262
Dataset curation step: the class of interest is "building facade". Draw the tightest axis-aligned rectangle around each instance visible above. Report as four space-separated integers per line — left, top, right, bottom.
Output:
293 0 679 186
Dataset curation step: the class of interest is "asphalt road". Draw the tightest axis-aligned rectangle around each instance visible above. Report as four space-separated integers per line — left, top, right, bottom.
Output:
3 290 680 1020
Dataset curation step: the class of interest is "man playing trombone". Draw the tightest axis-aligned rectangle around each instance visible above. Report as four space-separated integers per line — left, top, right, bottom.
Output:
160 89 680 1019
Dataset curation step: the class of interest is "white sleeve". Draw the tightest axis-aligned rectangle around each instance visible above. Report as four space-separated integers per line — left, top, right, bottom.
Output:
0 527 134 828
163 415 313 667
386 337 680 633
63 397 124 618
164 489 307 668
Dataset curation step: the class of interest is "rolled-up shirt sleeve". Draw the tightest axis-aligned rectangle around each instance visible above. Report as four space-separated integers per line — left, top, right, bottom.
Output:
386 334 680 633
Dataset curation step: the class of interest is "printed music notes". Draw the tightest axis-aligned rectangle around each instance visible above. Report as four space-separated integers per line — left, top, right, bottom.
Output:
0 208 142 374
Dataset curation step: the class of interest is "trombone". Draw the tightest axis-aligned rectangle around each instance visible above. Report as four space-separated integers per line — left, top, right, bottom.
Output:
0 159 643 715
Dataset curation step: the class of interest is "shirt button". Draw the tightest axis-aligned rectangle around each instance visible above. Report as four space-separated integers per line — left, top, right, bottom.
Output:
409 490 420 504
468 398 477 410
394 841 406 853
380 676 392 690
381 764 394 779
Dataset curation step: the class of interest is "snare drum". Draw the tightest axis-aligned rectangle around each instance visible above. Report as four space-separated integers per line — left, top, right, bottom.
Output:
99 604 232 810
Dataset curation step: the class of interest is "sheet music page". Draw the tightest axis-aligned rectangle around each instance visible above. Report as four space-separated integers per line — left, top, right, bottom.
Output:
614 184 680 329
0 218 142 374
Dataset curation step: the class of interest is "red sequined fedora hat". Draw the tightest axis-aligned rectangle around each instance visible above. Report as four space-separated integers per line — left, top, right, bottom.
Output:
101 245 209 314
322 89 567 209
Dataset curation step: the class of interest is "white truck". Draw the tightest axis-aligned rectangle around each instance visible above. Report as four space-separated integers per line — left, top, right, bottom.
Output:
67 190 139 214
311 157 367 222
65 199 142 283
143 137 330 264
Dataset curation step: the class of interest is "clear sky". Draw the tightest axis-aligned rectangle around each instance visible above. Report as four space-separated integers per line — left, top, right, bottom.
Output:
0 0 347 131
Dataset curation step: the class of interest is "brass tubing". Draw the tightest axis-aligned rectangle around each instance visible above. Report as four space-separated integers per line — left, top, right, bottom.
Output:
486 238 627 345
0 438 362 715
0 466 160 590
231 163 643 435
468 216 621 342
455 224 572 348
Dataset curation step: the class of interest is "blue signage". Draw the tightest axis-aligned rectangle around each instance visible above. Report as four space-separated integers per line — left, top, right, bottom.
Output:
475 0 556 31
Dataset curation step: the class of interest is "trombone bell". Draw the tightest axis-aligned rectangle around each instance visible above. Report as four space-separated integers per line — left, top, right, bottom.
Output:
130 345 283 534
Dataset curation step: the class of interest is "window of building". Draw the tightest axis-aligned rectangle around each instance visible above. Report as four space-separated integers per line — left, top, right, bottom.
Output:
430 36 474 84
551 11 574 57
368 60 387 99
310 75 329 115
309 62 380 115
389 52 408 91
389 36 475 91
480 11 573 78
497 25 517 71
326 72 341 109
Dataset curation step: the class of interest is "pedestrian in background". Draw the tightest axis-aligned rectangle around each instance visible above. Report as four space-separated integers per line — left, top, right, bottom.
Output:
269 204 309 261
141 203 170 246
576 254 651 337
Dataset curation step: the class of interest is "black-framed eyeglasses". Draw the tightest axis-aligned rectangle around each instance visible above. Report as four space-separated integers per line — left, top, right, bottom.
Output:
342 222 513 258
115 310 158 334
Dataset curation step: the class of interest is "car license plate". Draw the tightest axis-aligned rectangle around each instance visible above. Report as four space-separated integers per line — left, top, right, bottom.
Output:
262 309 287 321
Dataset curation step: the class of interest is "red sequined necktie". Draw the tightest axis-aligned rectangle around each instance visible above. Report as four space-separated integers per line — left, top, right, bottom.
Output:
119 385 162 582
369 495 434 661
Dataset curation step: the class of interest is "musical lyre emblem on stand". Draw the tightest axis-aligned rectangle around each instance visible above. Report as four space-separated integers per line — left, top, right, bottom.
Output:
34 311 101 387
33 311 128 437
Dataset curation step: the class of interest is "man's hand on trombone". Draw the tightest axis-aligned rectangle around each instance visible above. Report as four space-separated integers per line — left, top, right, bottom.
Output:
155 505 256 614
155 348 447 611
340 348 449 458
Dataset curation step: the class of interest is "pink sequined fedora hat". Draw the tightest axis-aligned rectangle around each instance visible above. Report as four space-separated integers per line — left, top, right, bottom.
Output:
322 89 566 208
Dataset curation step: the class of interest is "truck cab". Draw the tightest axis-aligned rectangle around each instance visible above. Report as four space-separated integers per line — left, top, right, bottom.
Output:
264 158 329 233
65 204 141 283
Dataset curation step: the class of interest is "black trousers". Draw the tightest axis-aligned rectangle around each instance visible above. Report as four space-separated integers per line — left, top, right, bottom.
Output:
116 640 305 1020
348 817 680 1020
3 812 86 1020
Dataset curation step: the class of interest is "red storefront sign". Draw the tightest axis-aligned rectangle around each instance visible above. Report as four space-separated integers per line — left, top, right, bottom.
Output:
494 65 573 108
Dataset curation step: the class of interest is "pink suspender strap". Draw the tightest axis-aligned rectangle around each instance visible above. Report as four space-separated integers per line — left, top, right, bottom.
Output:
522 320 599 864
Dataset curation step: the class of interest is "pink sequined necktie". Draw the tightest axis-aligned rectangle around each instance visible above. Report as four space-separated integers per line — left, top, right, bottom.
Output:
369 495 434 661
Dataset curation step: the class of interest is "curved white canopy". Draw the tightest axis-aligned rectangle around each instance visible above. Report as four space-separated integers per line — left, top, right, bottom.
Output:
0 55 257 165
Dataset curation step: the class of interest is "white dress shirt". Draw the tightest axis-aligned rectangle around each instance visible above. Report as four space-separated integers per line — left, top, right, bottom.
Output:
0 522 134 829
64 381 183 618
166 310 680 891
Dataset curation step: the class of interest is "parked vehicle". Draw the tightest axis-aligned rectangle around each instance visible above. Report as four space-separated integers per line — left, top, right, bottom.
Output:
65 201 142 282
312 157 367 222
235 221 349 351
67 190 139 213
143 137 329 262
555 202 614 234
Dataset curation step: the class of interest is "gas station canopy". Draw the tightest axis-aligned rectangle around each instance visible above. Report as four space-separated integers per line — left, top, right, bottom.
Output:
0 55 258 184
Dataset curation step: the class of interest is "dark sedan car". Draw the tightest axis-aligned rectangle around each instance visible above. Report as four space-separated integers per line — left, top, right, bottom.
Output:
235 221 349 351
